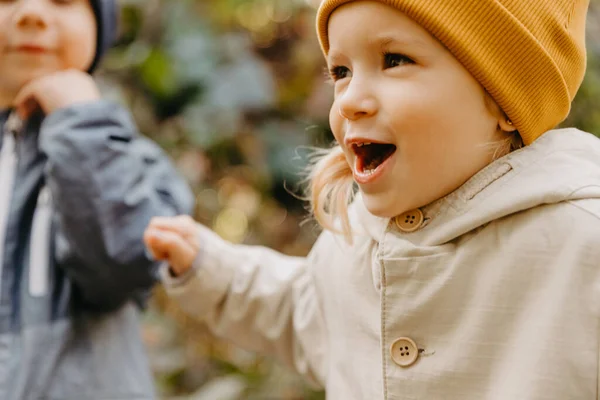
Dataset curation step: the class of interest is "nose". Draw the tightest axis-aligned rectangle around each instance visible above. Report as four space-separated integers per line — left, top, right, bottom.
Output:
337 78 378 121
13 0 48 30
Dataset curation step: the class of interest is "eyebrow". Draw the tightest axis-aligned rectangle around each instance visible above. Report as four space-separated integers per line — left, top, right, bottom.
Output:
326 50 346 66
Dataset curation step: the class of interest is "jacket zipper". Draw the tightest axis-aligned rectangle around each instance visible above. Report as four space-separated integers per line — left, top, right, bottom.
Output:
29 186 52 297
0 113 22 301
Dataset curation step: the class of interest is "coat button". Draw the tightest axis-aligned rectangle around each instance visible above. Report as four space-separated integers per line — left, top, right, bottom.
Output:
394 209 424 232
390 337 419 367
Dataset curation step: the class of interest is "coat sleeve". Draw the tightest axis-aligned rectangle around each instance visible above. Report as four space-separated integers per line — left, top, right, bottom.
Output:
39 100 195 312
162 223 329 388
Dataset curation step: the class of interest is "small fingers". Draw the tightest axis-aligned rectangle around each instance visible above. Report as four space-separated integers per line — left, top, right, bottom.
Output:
147 215 199 247
144 228 197 275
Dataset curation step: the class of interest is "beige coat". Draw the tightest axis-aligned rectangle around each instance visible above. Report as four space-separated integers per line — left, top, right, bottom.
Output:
164 128 600 399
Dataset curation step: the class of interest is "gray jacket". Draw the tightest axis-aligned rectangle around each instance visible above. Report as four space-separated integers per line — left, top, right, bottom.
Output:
0 101 194 399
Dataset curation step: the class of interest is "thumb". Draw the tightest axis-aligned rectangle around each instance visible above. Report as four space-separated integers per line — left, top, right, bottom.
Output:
13 82 40 120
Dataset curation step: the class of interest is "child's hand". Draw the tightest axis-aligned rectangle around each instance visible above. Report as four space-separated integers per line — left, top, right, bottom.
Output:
144 216 201 277
13 69 101 119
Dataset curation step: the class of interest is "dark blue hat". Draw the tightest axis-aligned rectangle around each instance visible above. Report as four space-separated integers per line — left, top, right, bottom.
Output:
88 0 118 72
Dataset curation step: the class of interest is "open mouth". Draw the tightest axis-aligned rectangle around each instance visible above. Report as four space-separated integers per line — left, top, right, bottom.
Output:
351 142 397 175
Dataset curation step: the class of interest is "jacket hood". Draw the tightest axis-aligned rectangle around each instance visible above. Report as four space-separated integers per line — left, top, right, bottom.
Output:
354 128 600 246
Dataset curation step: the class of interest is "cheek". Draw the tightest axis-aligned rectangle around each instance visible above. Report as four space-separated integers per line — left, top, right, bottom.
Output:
387 87 455 148
329 103 355 164
391 75 490 147
0 10 11 48
60 14 97 70
329 103 345 143
433 67 493 129
63 36 95 70
388 78 493 178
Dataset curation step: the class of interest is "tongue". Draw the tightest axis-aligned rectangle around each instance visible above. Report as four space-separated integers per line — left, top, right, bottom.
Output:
355 144 396 172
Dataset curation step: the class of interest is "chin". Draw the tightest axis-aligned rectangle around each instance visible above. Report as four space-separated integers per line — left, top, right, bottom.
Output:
6 68 51 88
360 192 400 218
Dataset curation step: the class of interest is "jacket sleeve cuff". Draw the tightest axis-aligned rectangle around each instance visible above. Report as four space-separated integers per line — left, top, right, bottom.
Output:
41 100 135 136
158 259 199 288
160 223 239 317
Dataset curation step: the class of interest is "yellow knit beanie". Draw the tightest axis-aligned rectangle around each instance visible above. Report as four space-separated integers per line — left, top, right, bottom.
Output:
316 0 589 145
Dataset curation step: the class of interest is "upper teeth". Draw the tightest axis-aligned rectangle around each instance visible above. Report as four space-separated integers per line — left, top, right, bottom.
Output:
356 142 371 147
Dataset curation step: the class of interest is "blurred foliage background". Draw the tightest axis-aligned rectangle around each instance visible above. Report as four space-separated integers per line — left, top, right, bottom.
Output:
95 0 600 398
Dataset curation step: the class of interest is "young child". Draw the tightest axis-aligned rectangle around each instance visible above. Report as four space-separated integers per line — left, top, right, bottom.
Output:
145 0 600 398
0 0 193 398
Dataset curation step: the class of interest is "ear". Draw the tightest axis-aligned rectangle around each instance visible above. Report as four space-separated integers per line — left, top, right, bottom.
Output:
483 92 518 133
498 117 518 133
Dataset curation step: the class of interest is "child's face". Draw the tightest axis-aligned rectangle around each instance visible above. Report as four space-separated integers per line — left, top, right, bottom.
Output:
0 0 96 102
327 1 507 218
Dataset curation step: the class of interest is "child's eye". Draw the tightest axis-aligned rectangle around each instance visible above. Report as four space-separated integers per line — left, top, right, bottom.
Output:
328 65 351 82
383 52 414 69
52 0 75 4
